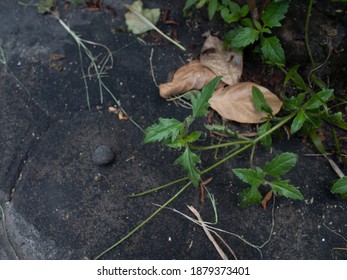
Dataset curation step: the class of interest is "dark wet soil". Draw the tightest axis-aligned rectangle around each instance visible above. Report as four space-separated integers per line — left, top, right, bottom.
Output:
0 0 346 260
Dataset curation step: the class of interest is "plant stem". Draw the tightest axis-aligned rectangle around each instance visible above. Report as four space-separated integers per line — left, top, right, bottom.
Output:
125 4 186 52
94 182 191 259
305 0 316 68
190 140 252 151
201 111 297 175
129 176 189 197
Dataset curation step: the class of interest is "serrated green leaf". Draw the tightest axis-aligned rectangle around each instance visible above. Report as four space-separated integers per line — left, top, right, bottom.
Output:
270 179 304 200
305 89 334 110
258 122 272 149
264 152 298 177
208 0 218 20
252 86 273 114
240 186 263 207
230 27 260 49
174 148 201 187
144 118 183 144
261 36 285 66
290 110 307 134
331 177 347 199
232 167 265 188
262 0 289 28
191 76 221 118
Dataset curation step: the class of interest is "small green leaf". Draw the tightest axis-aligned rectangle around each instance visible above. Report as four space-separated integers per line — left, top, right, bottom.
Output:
284 92 307 111
258 122 272 149
184 0 199 11
174 148 201 187
319 111 347 130
262 0 289 28
261 36 285 66
240 4 249 17
186 131 202 143
240 18 253 27
208 0 218 20
191 76 221 118
196 0 208 9
308 129 326 155
290 110 307 134
205 124 238 137
144 118 183 144
269 179 304 200
305 89 334 110
240 186 263 207
331 177 347 199
252 86 273 115
232 167 265 188
284 65 307 90
264 152 298 177
230 27 260 49
220 5 241 23
253 19 262 31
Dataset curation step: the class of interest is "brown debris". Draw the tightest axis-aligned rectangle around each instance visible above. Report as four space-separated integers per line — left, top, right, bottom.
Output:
200 35 243 86
209 82 283 123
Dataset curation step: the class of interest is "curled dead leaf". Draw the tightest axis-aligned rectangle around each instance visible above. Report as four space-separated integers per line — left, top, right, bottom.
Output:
159 60 219 99
209 82 283 123
200 35 243 86
262 190 273 210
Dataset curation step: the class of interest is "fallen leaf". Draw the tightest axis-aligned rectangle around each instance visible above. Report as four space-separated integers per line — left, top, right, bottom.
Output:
200 35 243 85
124 0 160 35
262 190 273 210
209 82 283 123
159 60 221 99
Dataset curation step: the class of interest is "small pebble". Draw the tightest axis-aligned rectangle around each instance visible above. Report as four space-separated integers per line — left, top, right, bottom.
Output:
92 145 115 166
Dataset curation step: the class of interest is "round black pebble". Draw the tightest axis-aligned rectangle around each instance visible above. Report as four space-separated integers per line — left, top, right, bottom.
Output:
92 145 115 166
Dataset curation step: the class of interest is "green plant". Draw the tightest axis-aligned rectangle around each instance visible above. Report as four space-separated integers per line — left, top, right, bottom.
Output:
233 152 303 207
184 0 289 66
145 76 222 186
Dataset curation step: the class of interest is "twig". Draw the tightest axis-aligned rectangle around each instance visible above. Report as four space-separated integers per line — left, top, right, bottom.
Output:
125 4 186 51
323 223 347 244
94 182 191 259
149 48 159 87
187 205 228 260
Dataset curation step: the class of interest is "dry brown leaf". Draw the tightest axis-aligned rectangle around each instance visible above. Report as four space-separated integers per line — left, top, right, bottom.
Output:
159 60 218 99
209 82 283 123
200 35 243 85
262 190 273 210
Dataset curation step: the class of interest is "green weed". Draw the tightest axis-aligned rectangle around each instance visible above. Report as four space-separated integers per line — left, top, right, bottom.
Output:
184 0 289 66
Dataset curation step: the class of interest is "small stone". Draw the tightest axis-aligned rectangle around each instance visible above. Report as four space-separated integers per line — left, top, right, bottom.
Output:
92 145 115 166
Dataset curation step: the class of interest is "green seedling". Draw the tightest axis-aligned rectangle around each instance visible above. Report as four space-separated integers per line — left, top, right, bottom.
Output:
233 152 303 207
145 76 222 186
184 0 288 66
